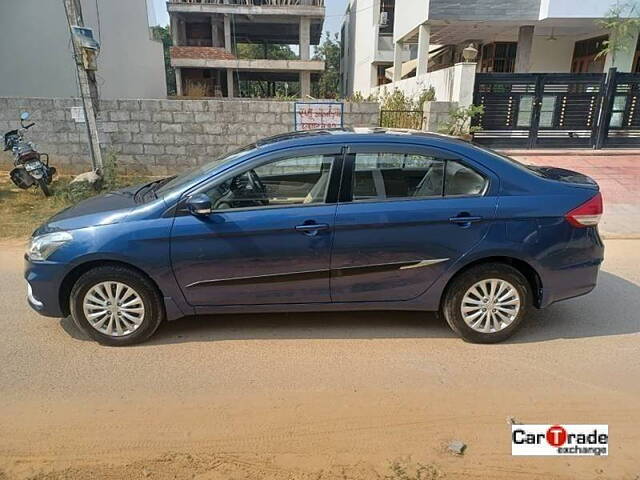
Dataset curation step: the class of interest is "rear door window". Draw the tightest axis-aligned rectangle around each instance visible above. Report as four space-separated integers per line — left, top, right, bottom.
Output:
350 152 487 201
444 161 488 196
352 152 445 201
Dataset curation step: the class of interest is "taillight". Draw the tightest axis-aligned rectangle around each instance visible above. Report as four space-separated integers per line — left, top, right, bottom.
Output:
565 192 603 228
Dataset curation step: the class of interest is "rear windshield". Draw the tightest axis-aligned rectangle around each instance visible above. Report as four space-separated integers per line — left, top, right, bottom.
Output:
473 144 596 186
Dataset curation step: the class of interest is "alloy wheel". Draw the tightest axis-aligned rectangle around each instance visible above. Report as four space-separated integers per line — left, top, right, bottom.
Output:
82 281 145 337
461 278 521 333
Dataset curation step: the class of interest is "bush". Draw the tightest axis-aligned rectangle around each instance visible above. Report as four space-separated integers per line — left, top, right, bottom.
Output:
438 104 484 137
378 86 435 111
346 85 435 111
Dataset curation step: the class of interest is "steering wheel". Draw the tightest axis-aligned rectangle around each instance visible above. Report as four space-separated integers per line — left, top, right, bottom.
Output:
248 169 267 196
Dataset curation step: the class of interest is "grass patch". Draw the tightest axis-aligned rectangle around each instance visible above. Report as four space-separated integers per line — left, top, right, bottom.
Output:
0 155 156 239
384 459 444 480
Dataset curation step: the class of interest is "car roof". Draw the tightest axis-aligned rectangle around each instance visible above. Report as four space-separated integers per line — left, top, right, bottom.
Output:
252 128 475 151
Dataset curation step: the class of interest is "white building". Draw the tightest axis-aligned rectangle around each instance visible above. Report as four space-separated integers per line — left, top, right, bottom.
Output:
0 0 166 99
341 0 640 104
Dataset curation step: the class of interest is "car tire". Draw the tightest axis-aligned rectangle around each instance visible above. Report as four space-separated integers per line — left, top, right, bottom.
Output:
441 263 531 344
70 265 165 346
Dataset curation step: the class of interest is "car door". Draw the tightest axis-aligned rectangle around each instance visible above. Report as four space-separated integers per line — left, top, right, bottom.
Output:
171 147 343 306
330 144 499 303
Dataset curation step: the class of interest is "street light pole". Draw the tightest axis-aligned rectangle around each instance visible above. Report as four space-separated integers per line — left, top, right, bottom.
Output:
62 0 103 172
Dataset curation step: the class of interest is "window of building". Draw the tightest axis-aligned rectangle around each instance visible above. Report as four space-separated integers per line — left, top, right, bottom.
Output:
571 36 608 73
379 0 395 35
479 42 517 73
376 64 392 86
185 22 213 47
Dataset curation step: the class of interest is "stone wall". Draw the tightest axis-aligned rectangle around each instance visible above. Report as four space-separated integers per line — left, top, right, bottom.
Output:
0 98 380 175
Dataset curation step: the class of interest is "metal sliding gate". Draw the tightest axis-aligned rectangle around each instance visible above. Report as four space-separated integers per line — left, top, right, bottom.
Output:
601 72 640 147
473 73 606 149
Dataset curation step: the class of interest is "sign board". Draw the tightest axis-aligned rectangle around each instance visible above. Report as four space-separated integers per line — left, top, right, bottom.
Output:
71 106 86 123
71 26 100 50
294 102 344 131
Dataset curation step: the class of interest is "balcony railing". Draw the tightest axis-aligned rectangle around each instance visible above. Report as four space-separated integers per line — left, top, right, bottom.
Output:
170 0 325 6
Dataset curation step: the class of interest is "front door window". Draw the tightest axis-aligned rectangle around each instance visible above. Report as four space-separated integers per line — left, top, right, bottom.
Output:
206 154 335 210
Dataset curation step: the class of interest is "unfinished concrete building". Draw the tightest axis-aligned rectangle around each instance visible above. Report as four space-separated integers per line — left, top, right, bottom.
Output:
168 0 325 98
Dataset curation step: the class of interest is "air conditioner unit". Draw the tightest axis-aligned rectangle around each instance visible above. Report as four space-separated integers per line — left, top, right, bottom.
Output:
379 11 388 26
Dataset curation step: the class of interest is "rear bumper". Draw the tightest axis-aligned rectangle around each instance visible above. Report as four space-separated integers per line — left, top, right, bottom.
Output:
539 227 604 307
24 255 67 318
540 258 602 308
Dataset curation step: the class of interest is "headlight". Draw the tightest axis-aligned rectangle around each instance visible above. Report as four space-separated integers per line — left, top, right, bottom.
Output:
27 231 73 261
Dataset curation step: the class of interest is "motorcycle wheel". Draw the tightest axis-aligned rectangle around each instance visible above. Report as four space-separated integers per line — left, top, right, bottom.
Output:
36 177 52 197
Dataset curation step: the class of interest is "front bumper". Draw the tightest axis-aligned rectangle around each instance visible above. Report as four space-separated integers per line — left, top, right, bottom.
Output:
24 255 67 318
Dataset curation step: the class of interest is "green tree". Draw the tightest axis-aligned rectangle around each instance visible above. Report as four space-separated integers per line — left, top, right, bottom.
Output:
235 43 297 60
151 25 176 96
596 1 640 65
312 32 341 99
235 43 297 98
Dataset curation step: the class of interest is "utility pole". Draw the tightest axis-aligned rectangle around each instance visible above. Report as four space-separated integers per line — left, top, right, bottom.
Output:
62 0 103 172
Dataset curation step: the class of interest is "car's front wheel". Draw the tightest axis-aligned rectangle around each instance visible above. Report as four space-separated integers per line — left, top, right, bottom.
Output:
442 263 531 343
70 265 164 346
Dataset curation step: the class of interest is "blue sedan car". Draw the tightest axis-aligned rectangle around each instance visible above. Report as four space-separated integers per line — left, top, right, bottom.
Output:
25 129 604 346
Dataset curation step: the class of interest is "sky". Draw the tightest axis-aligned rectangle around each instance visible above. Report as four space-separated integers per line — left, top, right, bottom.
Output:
149 0 347 37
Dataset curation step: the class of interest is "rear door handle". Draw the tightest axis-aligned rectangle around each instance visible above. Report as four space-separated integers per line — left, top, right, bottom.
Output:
295 223 330 236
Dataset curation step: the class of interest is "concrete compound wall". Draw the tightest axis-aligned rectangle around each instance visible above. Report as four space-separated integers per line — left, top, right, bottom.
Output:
0 98 380 175
370 63 476 108
422 101 456 133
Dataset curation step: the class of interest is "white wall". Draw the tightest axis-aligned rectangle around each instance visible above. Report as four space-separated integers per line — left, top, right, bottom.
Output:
342 0 376 95
81 0 167 99
0 0 166 99
394 0 429 42
540 0 620 19
529 36 574 72
342 0 412 95
370 62 476 106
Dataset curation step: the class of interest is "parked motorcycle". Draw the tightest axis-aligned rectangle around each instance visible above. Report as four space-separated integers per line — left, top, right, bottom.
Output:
3 112 56 196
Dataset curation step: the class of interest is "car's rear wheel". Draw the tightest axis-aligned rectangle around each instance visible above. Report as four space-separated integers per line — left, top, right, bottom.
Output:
442 263 531 343
70 265 164 346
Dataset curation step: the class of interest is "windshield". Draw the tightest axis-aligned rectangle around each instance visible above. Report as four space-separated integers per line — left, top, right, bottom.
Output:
156 143 258 195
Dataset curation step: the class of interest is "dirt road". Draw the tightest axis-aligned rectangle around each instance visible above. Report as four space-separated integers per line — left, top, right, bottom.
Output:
0 239 639 479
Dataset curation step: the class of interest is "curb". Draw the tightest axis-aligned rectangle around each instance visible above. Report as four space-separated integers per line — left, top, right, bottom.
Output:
600 233 640 240
499 149 640 157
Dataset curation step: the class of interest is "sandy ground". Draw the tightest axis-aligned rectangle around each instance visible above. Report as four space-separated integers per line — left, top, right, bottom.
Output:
0 239 639 479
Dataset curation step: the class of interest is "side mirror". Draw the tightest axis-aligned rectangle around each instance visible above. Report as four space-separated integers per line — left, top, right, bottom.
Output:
186 193 212 216
20 112 30 121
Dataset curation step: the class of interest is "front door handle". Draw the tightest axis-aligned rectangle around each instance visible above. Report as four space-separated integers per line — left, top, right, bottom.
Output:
295 223 330 236
449 215 483 226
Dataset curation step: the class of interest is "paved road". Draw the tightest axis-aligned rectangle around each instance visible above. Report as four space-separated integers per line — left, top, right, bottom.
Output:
0 239 639 480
